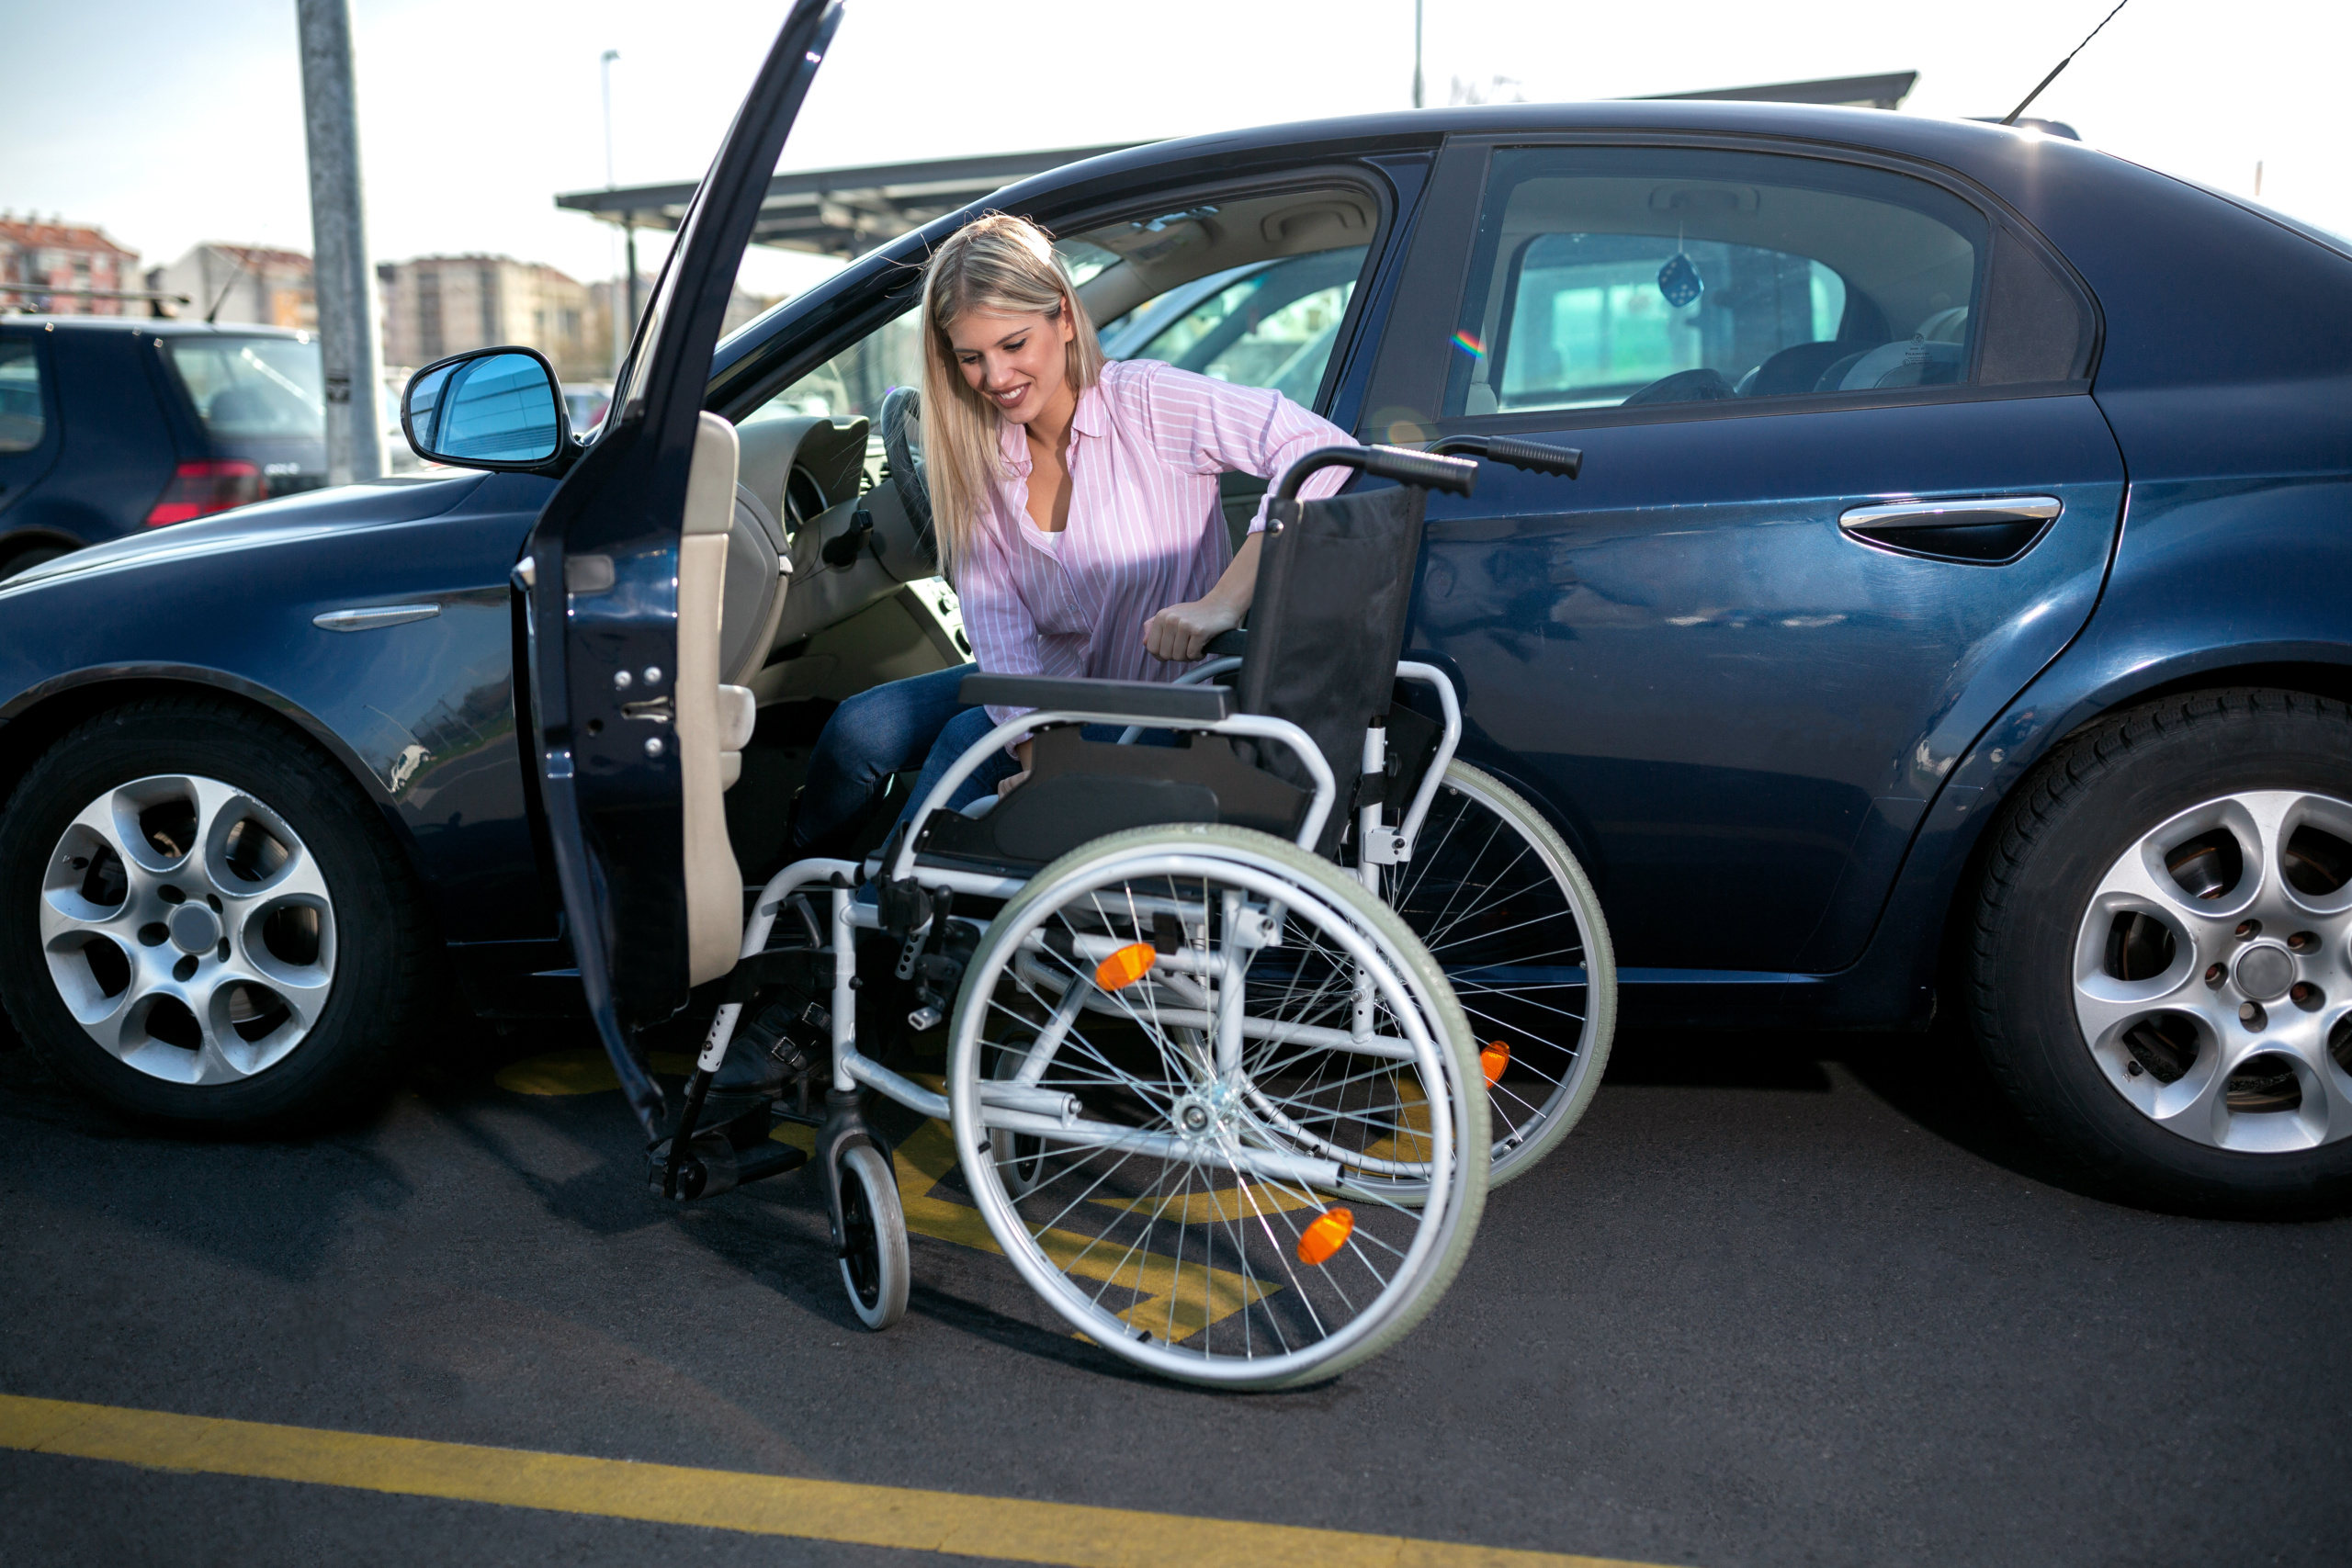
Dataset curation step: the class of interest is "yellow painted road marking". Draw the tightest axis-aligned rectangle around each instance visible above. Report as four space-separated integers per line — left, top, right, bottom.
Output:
888 1116 1272 1342
1089 1186 1325 1224
502 1055 1274 1339
0 1393 1674 1568
495 1048 695 1095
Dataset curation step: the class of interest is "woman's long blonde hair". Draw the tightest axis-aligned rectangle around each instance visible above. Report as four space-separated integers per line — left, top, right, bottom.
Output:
919 212 1105 575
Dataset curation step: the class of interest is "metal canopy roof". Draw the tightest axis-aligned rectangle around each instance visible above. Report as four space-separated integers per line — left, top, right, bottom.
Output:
555 143 1145 258
558 76 1919 259
1641 72 1918 110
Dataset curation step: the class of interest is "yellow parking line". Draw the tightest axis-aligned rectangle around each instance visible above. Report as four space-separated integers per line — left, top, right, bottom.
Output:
0 1393 1675 1568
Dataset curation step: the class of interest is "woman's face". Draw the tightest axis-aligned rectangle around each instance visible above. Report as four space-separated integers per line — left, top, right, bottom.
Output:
947 304 1075 426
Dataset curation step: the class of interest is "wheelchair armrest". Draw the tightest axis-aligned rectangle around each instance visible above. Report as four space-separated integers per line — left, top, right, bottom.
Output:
1203 628 1248 659
958 673 1233 725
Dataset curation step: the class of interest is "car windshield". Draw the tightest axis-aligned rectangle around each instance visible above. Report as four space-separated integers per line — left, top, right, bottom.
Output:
165 335 325 439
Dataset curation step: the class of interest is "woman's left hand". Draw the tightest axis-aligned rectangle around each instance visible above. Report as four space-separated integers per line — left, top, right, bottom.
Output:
1142 596 1242 663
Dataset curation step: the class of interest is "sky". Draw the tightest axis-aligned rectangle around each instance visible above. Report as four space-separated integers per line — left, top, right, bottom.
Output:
5 0 2347 302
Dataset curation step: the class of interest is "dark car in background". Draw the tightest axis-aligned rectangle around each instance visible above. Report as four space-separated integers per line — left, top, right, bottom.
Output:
3 7 2351 1217
0 318 327 579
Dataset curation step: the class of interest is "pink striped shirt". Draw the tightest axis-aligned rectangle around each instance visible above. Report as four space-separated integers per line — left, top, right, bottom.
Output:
956 357 1353 724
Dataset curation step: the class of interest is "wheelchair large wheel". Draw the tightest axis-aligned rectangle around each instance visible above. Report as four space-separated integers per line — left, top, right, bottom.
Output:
1373 762 1616 1189
946 824 1487 1389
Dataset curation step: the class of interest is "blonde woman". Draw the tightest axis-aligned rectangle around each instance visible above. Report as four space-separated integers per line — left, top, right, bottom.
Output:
786 212 1353 858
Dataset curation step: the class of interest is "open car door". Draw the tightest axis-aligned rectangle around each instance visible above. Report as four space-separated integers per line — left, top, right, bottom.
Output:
521 0 842 1135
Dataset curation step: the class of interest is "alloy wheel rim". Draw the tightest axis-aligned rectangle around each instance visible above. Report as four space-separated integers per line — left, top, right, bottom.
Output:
36 773 338 1086
2070 789 2352 1152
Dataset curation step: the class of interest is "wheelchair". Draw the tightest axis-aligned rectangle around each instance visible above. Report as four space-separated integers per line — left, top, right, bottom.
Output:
676 438 1612 1388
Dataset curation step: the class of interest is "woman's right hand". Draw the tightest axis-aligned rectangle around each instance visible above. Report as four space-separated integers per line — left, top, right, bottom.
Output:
1142 595 1243 664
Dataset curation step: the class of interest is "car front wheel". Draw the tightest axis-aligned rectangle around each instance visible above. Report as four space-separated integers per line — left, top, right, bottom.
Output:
1969 688 2352 1214
0 695 430 1132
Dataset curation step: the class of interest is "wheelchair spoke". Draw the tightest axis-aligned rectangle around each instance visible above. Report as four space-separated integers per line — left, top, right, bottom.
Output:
947 829 1484 1385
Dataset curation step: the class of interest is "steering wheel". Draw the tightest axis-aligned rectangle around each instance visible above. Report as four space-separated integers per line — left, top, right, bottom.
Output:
877 387 937 568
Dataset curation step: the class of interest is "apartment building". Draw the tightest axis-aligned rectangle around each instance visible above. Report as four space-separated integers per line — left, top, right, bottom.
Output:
0 216 141 315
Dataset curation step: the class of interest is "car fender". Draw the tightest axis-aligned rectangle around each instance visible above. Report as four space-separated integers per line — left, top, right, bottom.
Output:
1828 467 2352 1025
0 470 562 951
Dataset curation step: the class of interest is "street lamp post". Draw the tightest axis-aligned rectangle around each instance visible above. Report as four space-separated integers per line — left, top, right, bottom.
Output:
601 49 628 375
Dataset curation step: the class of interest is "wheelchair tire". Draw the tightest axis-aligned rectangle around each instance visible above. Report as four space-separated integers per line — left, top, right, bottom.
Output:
1374 762 1616 1190
835 1143 909 1331
946 823 1487 1389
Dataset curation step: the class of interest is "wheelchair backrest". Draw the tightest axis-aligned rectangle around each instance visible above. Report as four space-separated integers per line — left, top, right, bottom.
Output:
1232 483 1429 854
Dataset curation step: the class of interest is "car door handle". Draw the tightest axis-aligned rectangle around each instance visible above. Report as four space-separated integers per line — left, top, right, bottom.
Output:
1838 495 2063 566
1840 496 2062 531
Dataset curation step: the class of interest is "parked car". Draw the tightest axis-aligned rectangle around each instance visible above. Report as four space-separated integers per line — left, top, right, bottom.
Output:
0 319 329 579
4 1 2350 1213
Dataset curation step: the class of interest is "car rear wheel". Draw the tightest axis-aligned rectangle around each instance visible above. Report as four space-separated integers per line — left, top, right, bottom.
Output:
1969 688 2352 1214
0 695 431 1132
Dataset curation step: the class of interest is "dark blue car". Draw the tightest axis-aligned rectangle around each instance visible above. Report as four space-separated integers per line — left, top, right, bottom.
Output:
0 317 331 579
4 0 2348 1214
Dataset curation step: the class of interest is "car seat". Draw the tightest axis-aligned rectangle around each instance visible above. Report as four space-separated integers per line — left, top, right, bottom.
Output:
678 412 759 986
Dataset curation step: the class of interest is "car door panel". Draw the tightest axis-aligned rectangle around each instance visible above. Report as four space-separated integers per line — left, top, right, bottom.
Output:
521 0 839 1130
1412 390 2124 974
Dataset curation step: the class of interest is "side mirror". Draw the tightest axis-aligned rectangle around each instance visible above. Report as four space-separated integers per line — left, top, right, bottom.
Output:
402 347 570 470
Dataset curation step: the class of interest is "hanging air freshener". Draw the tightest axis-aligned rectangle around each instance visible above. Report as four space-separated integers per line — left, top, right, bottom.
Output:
1657 228 1703 309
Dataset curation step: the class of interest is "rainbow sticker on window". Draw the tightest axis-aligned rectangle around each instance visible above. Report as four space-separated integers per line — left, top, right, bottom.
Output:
1451 330 1487 359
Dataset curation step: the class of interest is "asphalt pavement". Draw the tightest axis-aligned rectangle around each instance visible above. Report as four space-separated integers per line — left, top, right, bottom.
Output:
1 1016 2345 1568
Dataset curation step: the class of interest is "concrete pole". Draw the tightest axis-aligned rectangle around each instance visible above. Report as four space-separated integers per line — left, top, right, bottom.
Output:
297 0 385 484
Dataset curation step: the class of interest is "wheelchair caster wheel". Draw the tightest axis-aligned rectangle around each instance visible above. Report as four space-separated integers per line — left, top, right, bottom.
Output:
835 1143 908 1330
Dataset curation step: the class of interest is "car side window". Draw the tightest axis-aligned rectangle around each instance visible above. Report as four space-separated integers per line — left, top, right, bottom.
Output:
1108 245 1369 405
0 340 45 453
760 310 923 425
1443 147 2007 419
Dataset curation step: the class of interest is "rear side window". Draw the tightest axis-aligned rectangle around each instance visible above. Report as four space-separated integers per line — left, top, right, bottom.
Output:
1445 147 1997 418
0 340 43 452
164 335 325 439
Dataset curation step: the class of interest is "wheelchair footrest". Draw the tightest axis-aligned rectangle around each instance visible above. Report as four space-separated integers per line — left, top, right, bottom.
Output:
649 1121 809 1201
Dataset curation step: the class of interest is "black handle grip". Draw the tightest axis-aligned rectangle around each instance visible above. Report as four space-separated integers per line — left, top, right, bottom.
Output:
1358 444 1479 497
1478 435 1582 479
1429 434 1583 479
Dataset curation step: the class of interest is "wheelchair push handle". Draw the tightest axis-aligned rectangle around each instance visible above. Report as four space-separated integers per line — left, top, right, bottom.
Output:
1429 434 1583 479
1271 444 1479 502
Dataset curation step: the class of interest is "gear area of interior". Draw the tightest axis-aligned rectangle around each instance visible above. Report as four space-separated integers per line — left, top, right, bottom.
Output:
705 179 1387 886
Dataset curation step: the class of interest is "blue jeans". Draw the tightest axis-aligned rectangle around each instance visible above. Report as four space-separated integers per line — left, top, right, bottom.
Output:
790 667 1020 854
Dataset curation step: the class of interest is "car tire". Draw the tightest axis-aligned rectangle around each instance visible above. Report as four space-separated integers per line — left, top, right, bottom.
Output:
0 694 431 1133
1969 687 2352 1215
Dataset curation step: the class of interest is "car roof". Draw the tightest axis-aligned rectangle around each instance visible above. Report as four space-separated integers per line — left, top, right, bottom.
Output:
1003 98 2110 211
0 316 315 339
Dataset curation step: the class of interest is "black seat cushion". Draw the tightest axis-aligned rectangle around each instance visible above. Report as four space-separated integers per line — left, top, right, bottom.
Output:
1622 367 1736 406
1812 350 1871 392
1743 341 1861 399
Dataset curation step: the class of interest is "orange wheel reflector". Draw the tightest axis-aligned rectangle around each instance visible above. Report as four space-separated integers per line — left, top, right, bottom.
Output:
1480 1040 1510 1087
1093 942 1157 992
1297 1206 1355 1266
